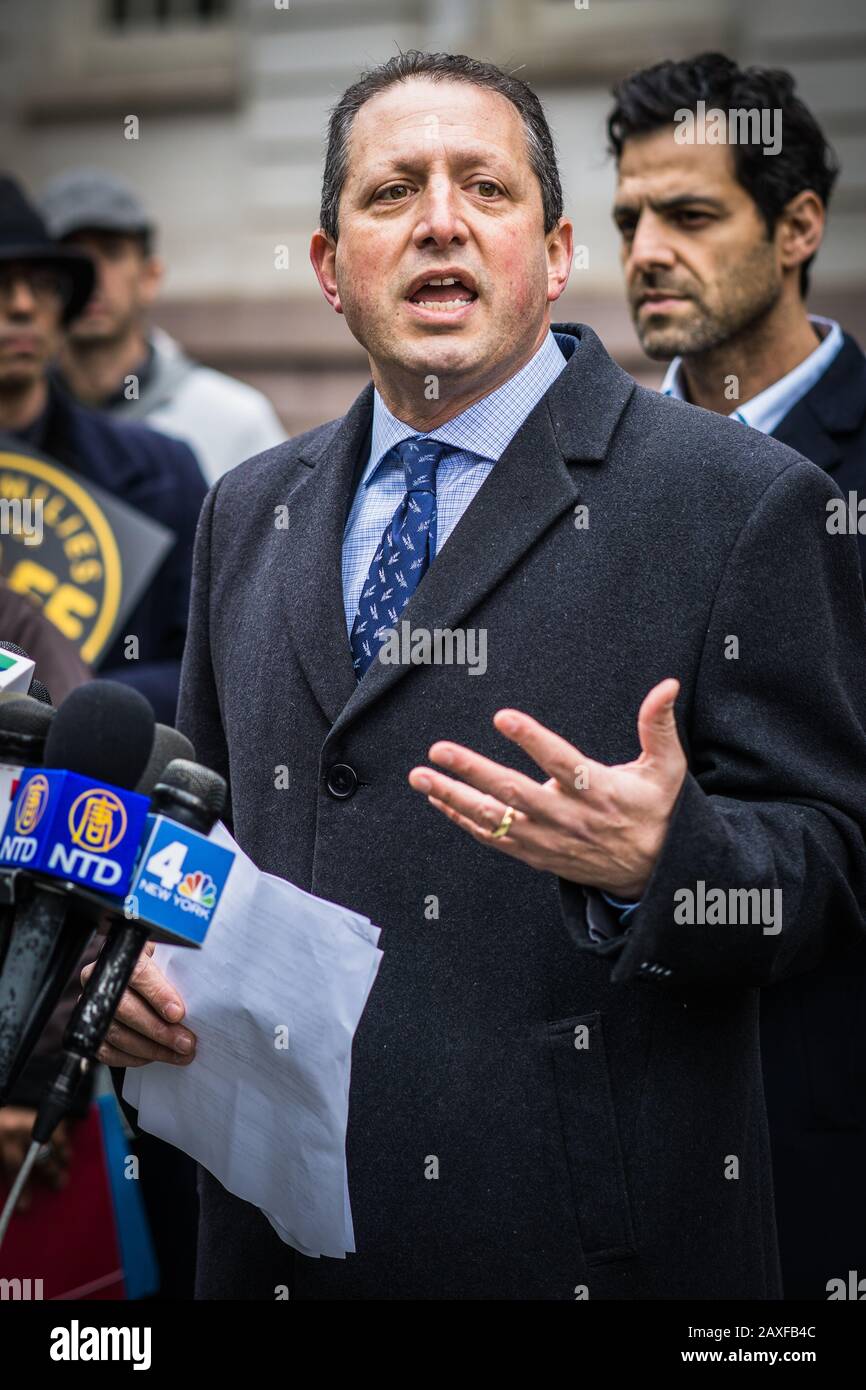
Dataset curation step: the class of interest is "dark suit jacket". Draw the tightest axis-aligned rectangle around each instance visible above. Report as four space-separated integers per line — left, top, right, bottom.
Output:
774 331 866 582
36 382 208 723
174 323 866 1300
759 331 866 1297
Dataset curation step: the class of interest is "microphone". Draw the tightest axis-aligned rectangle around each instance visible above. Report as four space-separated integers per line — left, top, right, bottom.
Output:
34 756 233 1143
28 678 53 707
0 682 155 1097
136 724 195 799
65 758 227 1044
0 694 55 827
0 696 55 974
40 680 155 787
0 723 194 1098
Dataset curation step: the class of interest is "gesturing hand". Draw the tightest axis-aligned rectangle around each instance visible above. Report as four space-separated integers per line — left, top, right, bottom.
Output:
408 678 687 900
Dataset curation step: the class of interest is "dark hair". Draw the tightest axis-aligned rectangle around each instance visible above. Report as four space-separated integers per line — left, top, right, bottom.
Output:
607 52 839 296
319 50 563 241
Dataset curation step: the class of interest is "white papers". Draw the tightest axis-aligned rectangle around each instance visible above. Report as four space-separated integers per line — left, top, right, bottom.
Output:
123 824 382 1258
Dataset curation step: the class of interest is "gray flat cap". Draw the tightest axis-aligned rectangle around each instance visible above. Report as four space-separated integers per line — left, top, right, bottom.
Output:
39 168 152 240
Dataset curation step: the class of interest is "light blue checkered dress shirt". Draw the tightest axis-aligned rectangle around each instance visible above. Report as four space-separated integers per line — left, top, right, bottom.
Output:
341 330 570 634
661 315 844 434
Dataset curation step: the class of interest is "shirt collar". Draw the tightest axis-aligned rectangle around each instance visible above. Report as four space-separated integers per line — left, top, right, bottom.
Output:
660 316 844 436
363 329 568 487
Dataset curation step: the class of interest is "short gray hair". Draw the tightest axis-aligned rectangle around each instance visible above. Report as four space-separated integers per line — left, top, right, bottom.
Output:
319 50 563 241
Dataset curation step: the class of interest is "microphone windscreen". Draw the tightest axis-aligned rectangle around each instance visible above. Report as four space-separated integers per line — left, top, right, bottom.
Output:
151 757 227 832
44 681 155 788
0 694 55 738
136 725 196 797
28 678 53 706
0 696 53 783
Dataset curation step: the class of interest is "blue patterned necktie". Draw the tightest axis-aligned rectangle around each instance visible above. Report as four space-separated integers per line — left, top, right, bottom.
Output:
350 437 450 677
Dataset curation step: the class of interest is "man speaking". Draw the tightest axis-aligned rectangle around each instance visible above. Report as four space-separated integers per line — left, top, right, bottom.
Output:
99 52 866 1300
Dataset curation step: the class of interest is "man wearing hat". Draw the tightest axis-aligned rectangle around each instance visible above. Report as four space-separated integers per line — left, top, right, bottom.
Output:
0 173 207 724
39 169 286 485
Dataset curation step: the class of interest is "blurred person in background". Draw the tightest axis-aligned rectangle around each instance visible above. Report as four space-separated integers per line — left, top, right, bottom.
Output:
610 52 866 581
608 51 866 1299
0 174 207 724
40 169 287 486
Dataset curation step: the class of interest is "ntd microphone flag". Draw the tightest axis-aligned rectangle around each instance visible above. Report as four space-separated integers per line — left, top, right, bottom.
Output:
125 815 234 945
0 769 149 895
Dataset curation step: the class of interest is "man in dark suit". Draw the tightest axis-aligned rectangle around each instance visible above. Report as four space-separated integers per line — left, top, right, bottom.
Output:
608 53 866 582
607 52 866 1298
0 174 207 723
96 51 866 1300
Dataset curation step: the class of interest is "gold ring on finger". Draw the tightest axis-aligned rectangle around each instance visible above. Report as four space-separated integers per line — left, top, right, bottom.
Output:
491 805 515 839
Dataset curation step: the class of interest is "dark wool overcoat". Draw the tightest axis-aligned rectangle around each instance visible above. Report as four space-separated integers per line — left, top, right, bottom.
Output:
173 324 866 1300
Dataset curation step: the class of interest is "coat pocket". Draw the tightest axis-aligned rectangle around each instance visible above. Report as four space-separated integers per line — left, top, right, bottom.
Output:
547 1011 636 1263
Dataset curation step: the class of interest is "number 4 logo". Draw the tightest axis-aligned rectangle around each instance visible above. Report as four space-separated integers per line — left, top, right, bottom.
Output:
145 839 188 890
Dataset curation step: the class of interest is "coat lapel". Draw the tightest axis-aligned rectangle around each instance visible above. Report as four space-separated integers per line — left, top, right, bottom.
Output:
771 333 866 473
772 398 844 471
283 383 374 725
328 323 635 739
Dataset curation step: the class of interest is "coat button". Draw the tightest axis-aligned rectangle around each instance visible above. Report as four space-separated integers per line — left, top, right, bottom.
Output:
639 960 673 979
326 763 358 799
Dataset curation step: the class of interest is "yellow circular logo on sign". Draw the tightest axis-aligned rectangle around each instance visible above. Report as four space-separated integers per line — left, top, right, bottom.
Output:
14 773 50 835
0 450 122 664
68 788 128 855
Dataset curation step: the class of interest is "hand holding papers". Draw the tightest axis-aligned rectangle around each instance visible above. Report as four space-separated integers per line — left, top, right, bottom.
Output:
123 824 382 1259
